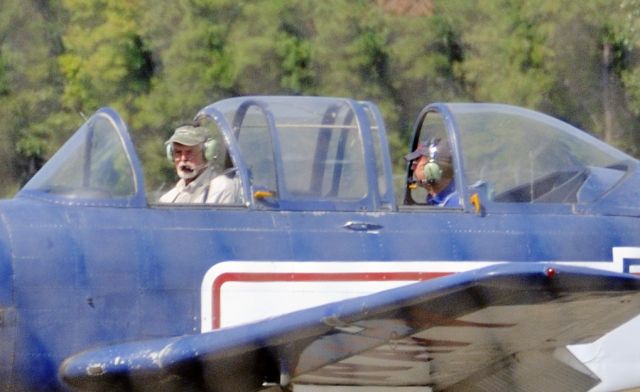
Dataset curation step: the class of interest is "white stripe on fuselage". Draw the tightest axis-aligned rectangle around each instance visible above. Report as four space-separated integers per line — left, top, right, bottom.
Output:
201 247 640 332
200 248 640 391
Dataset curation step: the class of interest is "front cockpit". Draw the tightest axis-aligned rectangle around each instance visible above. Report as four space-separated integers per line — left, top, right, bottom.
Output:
17 97 396 212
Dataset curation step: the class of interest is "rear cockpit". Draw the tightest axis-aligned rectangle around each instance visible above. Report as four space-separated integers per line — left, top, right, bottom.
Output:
404 103 639 214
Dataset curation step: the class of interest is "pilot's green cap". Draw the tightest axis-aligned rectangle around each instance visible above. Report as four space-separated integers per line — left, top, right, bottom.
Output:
165 125 208 146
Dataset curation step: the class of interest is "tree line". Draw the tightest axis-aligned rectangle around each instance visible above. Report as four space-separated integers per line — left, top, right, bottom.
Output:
1 0 640 197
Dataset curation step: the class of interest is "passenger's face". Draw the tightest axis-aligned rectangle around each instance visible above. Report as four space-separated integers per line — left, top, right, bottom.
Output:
412 155 443 194
172 143 206 181
411 155 429 184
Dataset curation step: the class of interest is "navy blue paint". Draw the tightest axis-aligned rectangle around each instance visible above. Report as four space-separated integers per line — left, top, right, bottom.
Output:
0 97 638 390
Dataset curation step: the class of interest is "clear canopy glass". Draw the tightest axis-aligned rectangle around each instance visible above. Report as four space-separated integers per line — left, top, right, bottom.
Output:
448 103 633 203
21 111 137 200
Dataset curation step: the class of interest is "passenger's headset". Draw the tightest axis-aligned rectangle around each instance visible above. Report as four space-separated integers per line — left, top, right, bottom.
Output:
165 128 218 163
423 138 443 184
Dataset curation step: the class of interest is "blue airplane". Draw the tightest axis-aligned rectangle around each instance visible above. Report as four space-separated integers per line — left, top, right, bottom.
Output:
3 96 640 391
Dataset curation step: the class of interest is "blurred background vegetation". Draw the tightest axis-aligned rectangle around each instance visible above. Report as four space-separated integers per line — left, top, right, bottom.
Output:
2 0 640 197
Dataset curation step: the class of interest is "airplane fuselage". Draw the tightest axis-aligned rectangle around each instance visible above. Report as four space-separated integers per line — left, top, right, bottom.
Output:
3 97 640 391
2 198 640 390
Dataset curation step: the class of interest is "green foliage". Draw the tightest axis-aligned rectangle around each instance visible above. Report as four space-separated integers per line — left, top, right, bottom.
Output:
275 30 314 93
459 0 557 107
58 0 153 114
2 0 640 198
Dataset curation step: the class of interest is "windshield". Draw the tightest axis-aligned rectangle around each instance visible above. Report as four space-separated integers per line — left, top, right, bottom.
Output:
20 111 138 201
449 104 634 203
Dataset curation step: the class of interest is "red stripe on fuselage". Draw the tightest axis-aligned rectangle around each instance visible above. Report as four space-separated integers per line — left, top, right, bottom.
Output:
211 271 451 329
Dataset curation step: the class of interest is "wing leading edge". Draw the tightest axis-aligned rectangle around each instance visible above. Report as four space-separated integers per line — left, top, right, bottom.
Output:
60 263 640 392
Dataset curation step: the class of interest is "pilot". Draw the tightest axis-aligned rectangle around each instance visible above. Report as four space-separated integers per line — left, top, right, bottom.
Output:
159 124 243 204
405 138 459 207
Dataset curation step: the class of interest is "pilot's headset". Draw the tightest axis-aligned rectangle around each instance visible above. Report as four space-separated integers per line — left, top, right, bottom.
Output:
423 138 443 184
165 124 218 163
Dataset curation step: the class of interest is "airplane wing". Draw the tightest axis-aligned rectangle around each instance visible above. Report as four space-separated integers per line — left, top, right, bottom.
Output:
60 263 640 392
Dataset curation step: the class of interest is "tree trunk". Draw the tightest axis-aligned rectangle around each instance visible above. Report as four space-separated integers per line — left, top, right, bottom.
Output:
602 42 615 144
